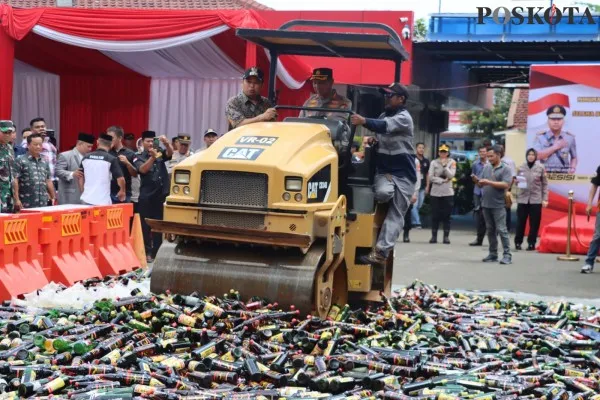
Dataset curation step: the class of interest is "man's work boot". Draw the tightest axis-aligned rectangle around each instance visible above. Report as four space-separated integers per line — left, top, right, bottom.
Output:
359 249 387 266
469 239 482 246
443 230 450 244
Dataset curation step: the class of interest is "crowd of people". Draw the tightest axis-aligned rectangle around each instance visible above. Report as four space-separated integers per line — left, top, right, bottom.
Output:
0 118 220 263
1 65 597 272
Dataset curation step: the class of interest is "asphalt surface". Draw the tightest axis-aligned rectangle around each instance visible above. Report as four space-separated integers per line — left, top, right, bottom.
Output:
391 224 600 305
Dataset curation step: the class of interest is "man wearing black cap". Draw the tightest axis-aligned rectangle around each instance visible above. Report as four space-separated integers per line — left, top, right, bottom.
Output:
203 129 218 149
225 67 277 131
533 104 577 174
350 83 417 266
55 132 94 205
133 130 173 262
166 133 194 175
106 126 138 204
299 68 352 123
78 133 125 206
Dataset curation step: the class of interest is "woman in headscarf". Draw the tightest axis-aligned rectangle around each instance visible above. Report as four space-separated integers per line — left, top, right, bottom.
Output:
515 148 548 251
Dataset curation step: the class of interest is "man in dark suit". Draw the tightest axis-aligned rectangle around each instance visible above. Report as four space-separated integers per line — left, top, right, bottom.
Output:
55 132 94 205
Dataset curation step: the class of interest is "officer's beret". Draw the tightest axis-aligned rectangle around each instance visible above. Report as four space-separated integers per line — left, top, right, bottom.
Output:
124 133 135 140
547 105 566 119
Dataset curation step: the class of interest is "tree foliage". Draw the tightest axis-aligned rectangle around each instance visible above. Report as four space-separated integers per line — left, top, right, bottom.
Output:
576 2 600 12
459 89 513 139
413 18 428 41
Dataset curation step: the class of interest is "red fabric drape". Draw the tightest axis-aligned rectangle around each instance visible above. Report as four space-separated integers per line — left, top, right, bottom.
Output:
0 6 261 41
0 27 15 119
60 75 150 151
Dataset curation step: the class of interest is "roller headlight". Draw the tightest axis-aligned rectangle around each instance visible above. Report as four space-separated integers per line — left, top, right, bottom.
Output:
174 170 190 185
183 186 191 195
172 186 180 194
285 177 302 192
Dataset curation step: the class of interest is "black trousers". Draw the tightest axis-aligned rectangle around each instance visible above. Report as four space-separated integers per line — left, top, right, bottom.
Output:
139 196 166 258
506 206 512 232
515 203 542 246
473 195 486 243
431 196 454 234
404 204 413 233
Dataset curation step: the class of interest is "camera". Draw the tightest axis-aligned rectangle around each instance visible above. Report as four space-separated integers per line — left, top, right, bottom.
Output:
402 25 411 40
46 129 55 138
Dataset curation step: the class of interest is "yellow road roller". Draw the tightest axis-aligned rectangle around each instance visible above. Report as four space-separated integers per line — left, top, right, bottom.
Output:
147 20 410 318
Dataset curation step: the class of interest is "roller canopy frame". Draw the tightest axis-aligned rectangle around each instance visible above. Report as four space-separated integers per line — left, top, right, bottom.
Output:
236 19 409 104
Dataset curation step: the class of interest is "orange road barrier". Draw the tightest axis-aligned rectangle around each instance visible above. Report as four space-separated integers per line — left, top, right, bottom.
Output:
0 212 49 301
23 205 102 287
89 203 140 276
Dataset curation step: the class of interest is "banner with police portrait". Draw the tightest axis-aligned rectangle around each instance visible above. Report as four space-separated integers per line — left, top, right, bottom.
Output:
526 64 600 206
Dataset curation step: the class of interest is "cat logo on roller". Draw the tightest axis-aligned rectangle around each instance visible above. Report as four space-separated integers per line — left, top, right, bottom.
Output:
308 181 328 199
306 164 331 203
218 147 264 161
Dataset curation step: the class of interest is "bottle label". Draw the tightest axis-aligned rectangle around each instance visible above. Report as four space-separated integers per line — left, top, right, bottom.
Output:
46 377 66 394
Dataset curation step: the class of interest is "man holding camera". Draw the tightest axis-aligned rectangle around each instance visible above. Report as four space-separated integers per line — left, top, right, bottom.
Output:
133 130 173 263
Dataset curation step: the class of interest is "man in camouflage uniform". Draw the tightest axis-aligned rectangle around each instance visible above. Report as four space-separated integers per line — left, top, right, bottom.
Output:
13 133 56 211
299 68 352 123
0 120 16 213
533 105 577 174
225 67 277 131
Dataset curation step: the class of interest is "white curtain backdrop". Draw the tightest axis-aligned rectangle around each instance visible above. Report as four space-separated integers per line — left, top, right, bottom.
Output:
12 60 60 146
148 78 240 148
102 39 243 79
31 24 304 89
32 25 229 52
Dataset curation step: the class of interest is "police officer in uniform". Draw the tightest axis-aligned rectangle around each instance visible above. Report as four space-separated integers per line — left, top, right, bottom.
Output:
134 130 173 263
299 68 352 123
533 105 577 174
350 83 416 266
166 133 193 176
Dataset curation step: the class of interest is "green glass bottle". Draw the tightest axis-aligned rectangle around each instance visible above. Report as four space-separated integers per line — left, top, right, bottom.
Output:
73 340 94 355
52 338 73 353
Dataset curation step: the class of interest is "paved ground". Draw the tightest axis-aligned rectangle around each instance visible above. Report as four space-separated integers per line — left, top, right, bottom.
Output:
391 223 600 305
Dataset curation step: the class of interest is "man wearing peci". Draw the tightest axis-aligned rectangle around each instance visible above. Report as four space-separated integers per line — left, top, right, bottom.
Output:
55 132 94 205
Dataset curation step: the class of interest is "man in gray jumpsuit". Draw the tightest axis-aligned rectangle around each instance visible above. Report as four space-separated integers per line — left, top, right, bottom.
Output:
350 83 417 265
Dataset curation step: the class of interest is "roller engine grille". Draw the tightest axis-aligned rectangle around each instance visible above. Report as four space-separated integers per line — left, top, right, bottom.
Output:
200 171 268 209
201 211 265 230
